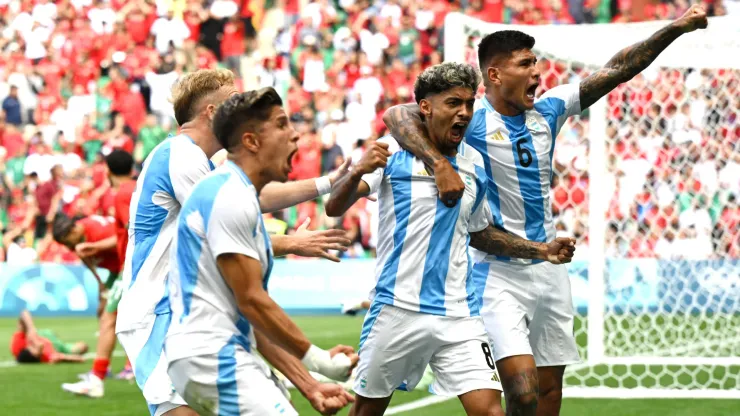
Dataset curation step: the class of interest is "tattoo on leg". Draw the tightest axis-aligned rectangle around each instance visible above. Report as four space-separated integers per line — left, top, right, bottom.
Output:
504 369 539 416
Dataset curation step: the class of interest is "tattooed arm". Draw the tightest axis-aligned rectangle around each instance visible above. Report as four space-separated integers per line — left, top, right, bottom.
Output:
469 226 576 264
382 104 465 206
579 5 708 110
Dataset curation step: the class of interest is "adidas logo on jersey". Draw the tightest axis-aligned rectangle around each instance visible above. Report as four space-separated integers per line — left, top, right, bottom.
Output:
492 372 501 382
488 131 505 141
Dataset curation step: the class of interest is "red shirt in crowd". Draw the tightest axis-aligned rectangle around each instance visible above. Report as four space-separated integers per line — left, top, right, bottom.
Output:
126 11 156 44
221 20 245 58
79 215 121 275
35 179 60 216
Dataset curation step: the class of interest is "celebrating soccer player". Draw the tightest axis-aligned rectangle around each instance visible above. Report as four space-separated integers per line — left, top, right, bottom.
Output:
382 6 708 416
115 69 355 416
325 62 575 416
166 88 358 416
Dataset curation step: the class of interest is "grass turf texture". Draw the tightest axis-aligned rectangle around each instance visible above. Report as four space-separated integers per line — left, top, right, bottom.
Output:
0 316 737 415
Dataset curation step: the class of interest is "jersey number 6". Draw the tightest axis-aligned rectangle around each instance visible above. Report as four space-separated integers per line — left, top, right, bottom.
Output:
516 138 533 168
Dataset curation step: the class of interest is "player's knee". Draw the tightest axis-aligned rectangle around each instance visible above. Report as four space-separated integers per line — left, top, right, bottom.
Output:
538 384 563 407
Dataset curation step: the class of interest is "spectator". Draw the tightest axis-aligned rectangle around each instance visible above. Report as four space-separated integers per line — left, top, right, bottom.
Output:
33 164 64 239
2 86 23 126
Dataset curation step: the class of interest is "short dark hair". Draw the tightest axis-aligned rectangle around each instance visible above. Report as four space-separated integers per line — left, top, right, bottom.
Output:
16 348 41 363
106 149 134 176
212 88 284 153
478 30 535 69
413 62 481 104
52 213 76 244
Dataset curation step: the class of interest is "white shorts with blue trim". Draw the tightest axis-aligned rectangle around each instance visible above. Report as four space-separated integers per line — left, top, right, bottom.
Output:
353 303 502 398
168 336 295 416
117 312 187 416
473 260 581 366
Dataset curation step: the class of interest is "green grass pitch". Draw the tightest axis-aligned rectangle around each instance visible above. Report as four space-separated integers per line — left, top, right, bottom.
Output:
0 316 737 415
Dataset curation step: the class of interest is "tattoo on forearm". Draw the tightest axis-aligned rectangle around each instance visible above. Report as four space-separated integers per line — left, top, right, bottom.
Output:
384 104 444 171
469 227 543 260
504 369 539 416
579 23 684 110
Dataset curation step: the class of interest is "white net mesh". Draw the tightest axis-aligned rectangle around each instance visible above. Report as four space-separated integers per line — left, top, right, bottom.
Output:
445 13 740 398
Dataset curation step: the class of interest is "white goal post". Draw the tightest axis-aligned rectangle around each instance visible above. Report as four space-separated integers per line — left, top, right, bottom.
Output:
444 12 740 399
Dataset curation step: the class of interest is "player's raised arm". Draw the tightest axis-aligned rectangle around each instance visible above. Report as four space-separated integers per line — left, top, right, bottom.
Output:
259 158 351 213
579 4 708 110
325 140 390 217
469 226 576 264
383 104 465 206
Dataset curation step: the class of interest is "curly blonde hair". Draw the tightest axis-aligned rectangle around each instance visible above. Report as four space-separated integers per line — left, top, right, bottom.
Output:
170 68 235 126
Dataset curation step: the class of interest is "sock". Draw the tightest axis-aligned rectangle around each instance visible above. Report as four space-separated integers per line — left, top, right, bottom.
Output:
92 358 110 380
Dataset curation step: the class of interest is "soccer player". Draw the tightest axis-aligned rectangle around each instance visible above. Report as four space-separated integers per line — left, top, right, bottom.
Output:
116 69 354 416
11 310 88 364
166 88 357 416
59 149 137 396
382 6 708 415
325 62 575 416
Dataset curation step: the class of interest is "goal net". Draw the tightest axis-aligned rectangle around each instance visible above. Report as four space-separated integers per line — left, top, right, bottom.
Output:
444 13 740 399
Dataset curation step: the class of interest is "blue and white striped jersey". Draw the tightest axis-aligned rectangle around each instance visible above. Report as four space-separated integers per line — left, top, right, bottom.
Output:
166 161 273 362
116 135 215 333
465 83 581 265
362 137 491 318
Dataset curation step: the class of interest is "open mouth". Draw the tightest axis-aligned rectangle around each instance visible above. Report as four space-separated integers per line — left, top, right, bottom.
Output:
526 83 539 101
287 149 298 172
450 121 468 141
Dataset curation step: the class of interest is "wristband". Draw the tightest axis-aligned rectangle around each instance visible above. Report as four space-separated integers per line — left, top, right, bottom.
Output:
315 176 332 195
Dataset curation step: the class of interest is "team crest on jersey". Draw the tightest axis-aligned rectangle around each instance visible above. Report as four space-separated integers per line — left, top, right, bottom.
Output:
526 116 544 133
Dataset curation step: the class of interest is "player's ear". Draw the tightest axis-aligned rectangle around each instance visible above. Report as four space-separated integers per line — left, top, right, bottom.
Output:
240 131 260 153
419 98 432 119
487 66 501 86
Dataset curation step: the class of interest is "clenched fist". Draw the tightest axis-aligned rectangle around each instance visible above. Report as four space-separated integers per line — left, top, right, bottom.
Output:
354 141 391 177
675 4 708 33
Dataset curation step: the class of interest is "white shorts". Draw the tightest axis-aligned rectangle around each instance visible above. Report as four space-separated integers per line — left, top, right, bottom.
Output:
353 303 502 398
168 337 295 416
117 313 187 416
474 260 581 366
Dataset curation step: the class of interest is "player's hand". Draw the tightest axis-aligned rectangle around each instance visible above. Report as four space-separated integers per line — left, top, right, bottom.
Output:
327 344 359 380
354 142 391 176
75 242 99 259
544 237 576 264
433 159 465 207
305 382 355 416
328 156 352 186
675 4 708 33
291 218 351 262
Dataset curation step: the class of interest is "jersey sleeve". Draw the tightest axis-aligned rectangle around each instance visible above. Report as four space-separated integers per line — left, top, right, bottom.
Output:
207 193 262 262
170 145 213 205
534 83 582 138
360 167 384 194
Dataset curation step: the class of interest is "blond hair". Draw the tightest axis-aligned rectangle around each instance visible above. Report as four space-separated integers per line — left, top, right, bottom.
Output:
170 68 235 126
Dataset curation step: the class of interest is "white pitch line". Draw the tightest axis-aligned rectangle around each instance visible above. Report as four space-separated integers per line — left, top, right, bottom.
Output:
385 395 454 415
0 350 126 368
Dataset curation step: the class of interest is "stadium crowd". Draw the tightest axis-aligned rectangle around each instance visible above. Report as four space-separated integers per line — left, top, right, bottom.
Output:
0 0 737 265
